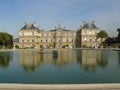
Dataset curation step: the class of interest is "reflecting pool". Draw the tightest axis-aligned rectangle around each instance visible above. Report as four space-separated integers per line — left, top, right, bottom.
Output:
0 49 120 84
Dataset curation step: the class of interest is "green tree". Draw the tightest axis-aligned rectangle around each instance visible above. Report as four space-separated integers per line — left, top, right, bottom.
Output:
96 30 108 46
0 32 13 49
117 28 120 42
15 45 19 49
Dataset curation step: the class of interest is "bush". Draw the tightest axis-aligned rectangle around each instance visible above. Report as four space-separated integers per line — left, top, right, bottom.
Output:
15 45 19 49
62 44 69 48
82 44 88 48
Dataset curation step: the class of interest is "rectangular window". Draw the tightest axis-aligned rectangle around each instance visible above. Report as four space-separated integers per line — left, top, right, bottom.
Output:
32 40 34 42
77 39 79 42
72 39 74 42
49 33 51 36
22 32 24 36
27 40 29 42
66 39 68 42
95 39 97 41
90 39 92 42
32 32 34 36
22 44 24 48
66 33 68 36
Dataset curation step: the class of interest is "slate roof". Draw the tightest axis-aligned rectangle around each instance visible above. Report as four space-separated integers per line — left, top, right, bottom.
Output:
82 21 99 29
49 25 71 32
49 29 71 32
13 38 19 42
21 23 40 30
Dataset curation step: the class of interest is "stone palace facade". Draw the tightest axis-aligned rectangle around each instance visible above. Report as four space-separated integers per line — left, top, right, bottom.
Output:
19 21 101 49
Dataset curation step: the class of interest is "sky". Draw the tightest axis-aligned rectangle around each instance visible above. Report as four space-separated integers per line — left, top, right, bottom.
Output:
0 0 120 38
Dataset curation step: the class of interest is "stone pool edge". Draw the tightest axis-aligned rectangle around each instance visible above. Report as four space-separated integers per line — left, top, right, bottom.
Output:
0 84 120 90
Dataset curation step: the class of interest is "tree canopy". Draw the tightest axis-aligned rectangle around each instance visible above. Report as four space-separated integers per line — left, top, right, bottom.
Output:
97 30 108 42
0 32 13 49
117 28 120 42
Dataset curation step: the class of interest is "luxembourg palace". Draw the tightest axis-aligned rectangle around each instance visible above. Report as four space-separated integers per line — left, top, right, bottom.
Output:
19 21 101 49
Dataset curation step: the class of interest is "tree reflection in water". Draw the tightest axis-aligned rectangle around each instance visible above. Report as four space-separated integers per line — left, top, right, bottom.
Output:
97 51 108 68
119 51 120 65
0 51 13 68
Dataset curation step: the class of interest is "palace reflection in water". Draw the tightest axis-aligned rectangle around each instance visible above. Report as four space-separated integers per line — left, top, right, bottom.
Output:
19 50 44 72
18 49 117 73
76 50 109 72
19 50 77 72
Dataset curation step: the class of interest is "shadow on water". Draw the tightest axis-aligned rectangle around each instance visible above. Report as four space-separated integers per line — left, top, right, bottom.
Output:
0 51 13 68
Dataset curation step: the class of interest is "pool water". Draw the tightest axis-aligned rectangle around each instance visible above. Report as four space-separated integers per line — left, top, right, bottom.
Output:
0 49 120 84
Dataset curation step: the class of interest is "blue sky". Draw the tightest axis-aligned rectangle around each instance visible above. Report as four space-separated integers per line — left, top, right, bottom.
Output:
0 0 120 38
